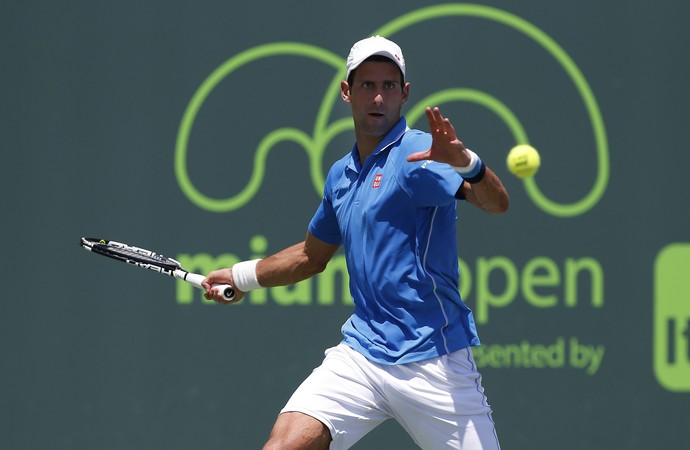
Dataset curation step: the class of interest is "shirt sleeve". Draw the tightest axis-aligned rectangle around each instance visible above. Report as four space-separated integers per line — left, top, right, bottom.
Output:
308 194 342 245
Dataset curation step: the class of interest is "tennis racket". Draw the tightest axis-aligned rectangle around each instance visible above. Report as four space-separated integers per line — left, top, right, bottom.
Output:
80 237 235 301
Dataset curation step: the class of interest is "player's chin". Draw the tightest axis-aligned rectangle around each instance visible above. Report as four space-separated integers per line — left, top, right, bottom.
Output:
363 115 393 133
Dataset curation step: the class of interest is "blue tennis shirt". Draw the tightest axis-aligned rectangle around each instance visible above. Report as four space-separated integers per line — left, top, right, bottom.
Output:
308 117 480 365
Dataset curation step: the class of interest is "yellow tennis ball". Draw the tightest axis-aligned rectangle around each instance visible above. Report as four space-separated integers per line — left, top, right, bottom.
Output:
507 144 541 178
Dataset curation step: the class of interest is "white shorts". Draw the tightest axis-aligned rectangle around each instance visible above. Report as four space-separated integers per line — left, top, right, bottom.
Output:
281 343 500 450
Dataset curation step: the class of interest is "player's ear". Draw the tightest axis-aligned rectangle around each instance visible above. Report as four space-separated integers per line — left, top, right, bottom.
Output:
401 82 410 105
341 81 351 103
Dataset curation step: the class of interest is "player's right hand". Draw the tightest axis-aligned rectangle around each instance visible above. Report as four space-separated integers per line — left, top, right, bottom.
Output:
202 268 245 304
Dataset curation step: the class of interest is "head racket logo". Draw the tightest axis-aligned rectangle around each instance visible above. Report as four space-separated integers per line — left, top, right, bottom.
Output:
175 3 609 218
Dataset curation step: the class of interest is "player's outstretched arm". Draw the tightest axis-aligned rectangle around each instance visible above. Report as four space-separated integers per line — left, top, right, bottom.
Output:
202 232 339 304
407 106 509 214
256 233 340 287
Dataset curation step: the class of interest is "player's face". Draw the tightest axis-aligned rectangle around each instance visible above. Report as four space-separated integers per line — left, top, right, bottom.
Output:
342 60 409 140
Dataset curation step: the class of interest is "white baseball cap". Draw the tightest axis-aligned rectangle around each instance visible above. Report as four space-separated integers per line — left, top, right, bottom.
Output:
346 35 406 81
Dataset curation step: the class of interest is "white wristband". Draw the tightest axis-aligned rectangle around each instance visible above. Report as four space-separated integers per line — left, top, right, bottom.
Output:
452 149 479 175
451 149 486 183
232 259 263 292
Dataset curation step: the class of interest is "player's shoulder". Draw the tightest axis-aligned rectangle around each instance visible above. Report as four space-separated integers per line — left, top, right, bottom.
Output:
389 128 431 169
399 128 431 154
322 150 353 190
328 151 352 173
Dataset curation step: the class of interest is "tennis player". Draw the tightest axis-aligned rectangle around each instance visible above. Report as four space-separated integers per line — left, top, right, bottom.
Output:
203 35 509 450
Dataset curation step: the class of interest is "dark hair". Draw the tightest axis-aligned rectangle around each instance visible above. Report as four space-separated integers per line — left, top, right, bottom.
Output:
347 55 405 86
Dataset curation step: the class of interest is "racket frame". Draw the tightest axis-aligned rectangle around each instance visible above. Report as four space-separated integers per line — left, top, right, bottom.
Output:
80 237 235 301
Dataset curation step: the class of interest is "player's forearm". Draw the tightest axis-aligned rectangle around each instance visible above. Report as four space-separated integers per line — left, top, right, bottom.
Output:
256 242 329 287
464 168 510 214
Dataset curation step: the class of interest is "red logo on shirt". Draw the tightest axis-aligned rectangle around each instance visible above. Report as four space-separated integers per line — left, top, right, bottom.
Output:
372 174 383 188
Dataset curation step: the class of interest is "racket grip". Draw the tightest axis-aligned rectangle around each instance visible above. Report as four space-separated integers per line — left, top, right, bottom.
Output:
214 284 236 301
184 273 236 301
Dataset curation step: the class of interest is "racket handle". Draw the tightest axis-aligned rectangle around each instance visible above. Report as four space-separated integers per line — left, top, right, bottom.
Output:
183 273 236 301
212 284 236 301
213 284 235 301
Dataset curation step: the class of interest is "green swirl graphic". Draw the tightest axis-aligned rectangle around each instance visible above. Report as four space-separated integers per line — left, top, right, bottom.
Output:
175 3 608 217
175 42 345 212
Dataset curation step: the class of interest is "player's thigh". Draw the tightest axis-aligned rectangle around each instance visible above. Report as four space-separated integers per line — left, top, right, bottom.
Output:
281 344 390 449
404 412 500 450
263 411 331 450
389 348 500 449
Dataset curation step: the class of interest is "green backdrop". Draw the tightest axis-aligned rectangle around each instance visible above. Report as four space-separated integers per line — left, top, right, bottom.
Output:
3 1 689 448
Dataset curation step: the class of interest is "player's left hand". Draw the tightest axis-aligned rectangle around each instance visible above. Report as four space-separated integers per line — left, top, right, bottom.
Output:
407 107 471 167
